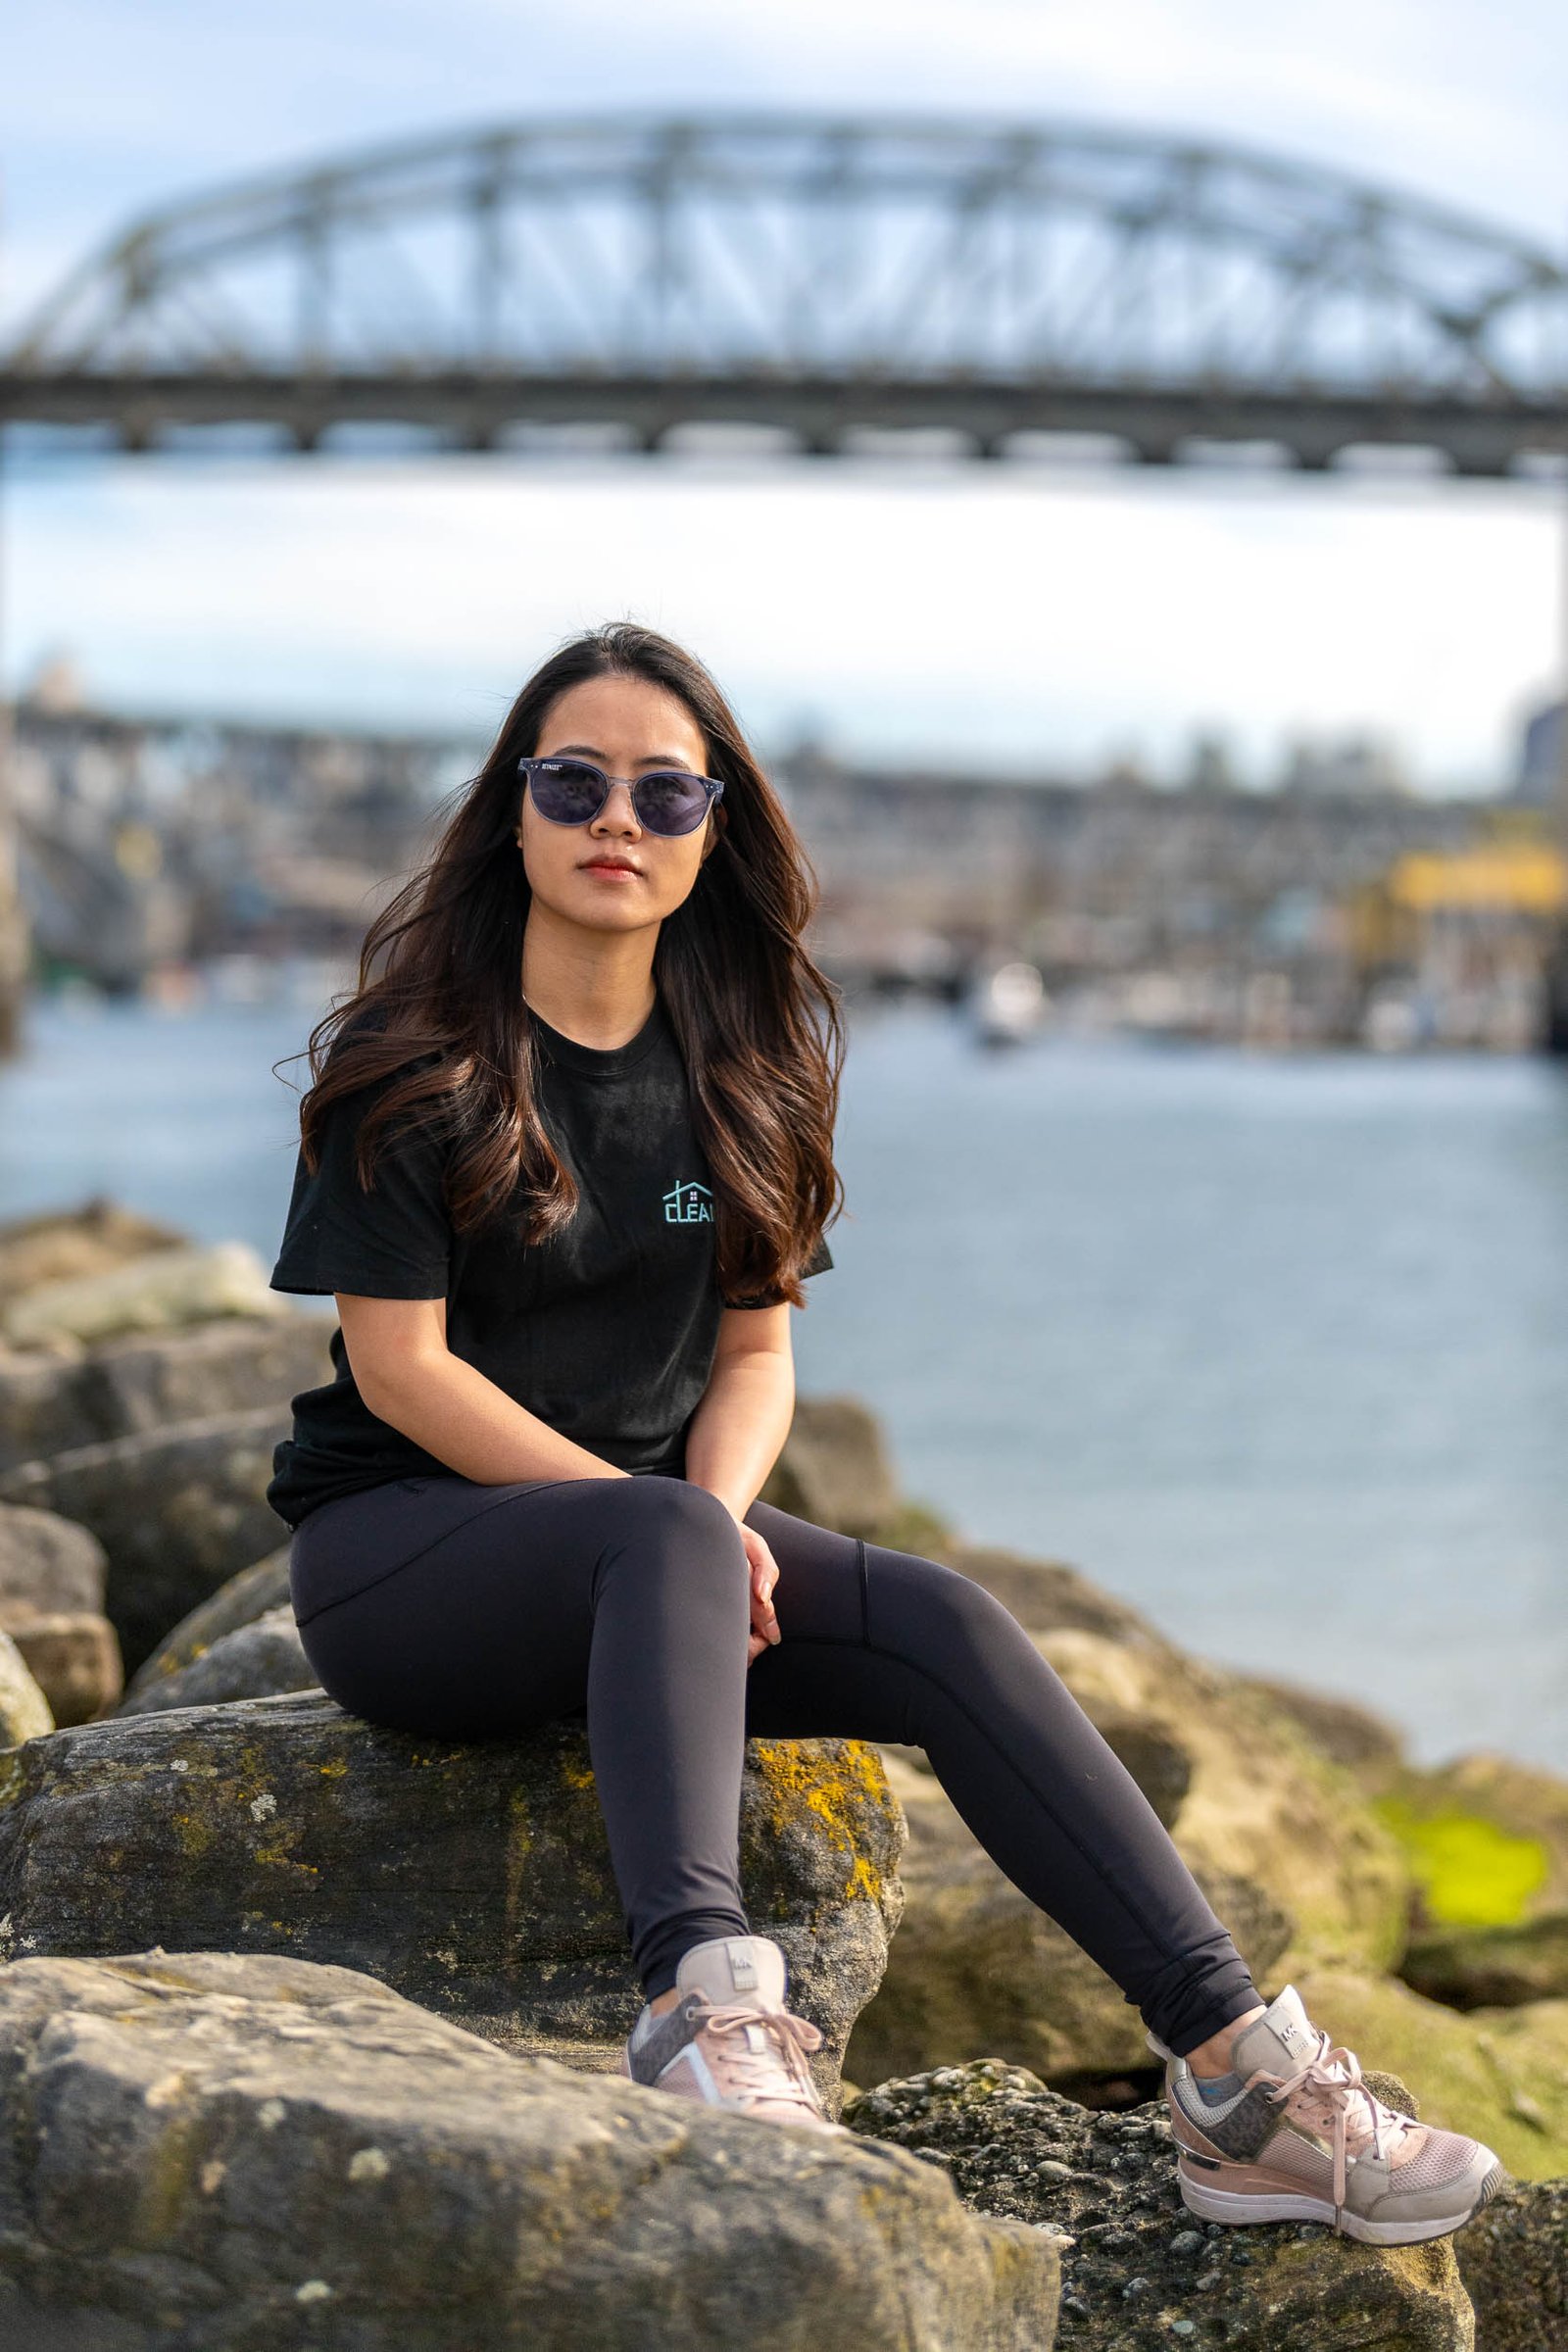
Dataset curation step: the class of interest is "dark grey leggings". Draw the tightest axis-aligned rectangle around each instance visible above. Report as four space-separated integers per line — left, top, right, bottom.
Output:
287 1469 1261 2057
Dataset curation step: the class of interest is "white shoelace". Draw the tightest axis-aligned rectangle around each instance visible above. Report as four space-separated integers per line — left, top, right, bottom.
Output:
696 1999 826 2116
1246 2025 1424 2231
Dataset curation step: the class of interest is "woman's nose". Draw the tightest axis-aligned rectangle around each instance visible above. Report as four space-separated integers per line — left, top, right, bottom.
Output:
592 781 642 830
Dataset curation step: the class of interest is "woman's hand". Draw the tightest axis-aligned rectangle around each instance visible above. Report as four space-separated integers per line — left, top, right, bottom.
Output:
689 1488 782 1666
739 1521 782 1667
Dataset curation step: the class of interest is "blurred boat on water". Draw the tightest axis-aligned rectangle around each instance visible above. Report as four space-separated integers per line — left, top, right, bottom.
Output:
971 959 1049 1049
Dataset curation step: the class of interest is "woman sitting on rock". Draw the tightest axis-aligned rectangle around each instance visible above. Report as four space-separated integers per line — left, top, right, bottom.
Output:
268 621 1504 2248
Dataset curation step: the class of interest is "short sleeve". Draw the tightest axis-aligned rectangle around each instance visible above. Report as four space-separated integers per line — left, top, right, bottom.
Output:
727 1233 834 1311
270 1064 451 1300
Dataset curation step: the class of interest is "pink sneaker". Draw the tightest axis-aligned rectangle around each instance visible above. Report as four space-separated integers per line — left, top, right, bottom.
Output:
1152 1984 1508 2245
620 1936 841 2132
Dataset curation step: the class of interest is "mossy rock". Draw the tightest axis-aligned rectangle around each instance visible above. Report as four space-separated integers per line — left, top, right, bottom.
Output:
0 1308 332 1476
118 1545 292 1706
1237 1671 1408 1795
758 1393 904 1537
847 2058 1478 2351
1374 1752 1568 1933
927 1556 1412 1979
1292 1962 1568 2181
1030 1626 1411 1978
1452 2174 1568 2352
846 1744 1292 2090
0 1406 287 1674
0 1950 1061 2351
0 1628 52 1746
1401 1912 1568 2012
5 1611 121 1727
1029 1637 1410 1984
116 1603 317 1716
0 1691 906 2111
843 1598 1412 2089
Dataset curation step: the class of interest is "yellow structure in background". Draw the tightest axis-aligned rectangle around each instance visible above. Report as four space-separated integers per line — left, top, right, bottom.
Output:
1346 829 1568 974
1387 843 1568 916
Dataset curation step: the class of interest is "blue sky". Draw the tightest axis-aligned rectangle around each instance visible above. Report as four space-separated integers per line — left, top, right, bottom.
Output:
5 0 1567 788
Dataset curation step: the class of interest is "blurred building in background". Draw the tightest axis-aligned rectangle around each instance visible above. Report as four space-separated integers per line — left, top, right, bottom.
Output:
7 662 1564 1054
9 662 472 996
1513 699 1565 810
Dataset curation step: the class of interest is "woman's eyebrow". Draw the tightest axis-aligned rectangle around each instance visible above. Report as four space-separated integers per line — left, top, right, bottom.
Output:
549 743 698 768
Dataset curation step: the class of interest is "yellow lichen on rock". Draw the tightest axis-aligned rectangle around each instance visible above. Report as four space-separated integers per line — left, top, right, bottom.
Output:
751 1739 895 1907
503 1785 534 1953
171 1810 216 1858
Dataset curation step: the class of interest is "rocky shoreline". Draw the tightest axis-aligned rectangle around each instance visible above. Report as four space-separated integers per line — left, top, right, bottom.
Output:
0 1195 1562 2346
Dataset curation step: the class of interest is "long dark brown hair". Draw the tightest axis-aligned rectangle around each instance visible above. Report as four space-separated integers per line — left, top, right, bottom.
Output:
274 621 846 1307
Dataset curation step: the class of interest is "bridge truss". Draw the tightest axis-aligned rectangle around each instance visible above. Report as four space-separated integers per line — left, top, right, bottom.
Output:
2 112 1566 474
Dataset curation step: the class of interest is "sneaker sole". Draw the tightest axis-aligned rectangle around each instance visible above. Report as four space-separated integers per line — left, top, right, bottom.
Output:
1177 2154 1510 2245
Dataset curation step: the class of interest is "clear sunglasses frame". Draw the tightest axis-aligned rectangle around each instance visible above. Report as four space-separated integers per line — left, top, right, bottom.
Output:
515 755 725 838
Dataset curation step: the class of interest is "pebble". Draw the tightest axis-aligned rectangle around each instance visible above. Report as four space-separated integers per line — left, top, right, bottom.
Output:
1122 2276 1152 2299
1036 2160 1073 2180
1169 2230 1205 2258
1171 2326 1198 2339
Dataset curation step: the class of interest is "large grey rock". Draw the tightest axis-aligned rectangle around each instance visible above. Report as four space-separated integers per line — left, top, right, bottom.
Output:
0 1312 332 1473
0 1950 1062 2352
1 1239 288 1349
115 1603 315 1715
1237 1670 1408 1795
1401 1914 1568 2012
0 1193 186 1301
0 1497 107 1614
1453 2174 1568 2351
121 1544 293 1707
0 1628 51 1745
847 2057 1478 2351
758 1393 902 1536
934 1541 1171 1650
0 1406 286 1673
6 1612 122 1725
0 1691 906 2106
0 1500 121 1721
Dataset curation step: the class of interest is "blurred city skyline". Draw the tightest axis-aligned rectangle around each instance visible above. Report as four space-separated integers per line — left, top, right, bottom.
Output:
4 0 1568 790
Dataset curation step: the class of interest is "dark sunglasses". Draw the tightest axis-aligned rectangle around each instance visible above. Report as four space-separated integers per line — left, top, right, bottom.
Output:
516 756 724 838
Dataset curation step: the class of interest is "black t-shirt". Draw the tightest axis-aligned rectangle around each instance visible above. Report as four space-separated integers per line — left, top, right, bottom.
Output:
265 991 831 1527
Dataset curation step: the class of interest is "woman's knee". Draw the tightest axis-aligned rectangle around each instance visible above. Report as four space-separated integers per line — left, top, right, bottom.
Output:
596 1476 749 1604
863 1543 1045 1675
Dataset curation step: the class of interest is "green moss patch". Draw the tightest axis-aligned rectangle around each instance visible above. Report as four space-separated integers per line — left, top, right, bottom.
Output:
1375 1795 1548 1929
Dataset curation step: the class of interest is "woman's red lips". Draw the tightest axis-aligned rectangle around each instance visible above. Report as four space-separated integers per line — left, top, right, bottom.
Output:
582 858 641 874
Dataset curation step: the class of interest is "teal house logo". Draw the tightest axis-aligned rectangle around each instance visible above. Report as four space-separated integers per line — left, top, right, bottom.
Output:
663 1178 713 1225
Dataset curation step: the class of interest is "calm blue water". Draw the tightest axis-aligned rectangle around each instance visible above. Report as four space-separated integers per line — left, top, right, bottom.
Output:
3 984 1566 1775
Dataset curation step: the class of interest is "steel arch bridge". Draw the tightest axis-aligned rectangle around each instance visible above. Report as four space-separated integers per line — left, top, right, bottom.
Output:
3 111 1568 474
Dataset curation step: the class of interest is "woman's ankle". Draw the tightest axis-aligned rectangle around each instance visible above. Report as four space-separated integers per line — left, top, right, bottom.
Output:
1186 2001 1267 2077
